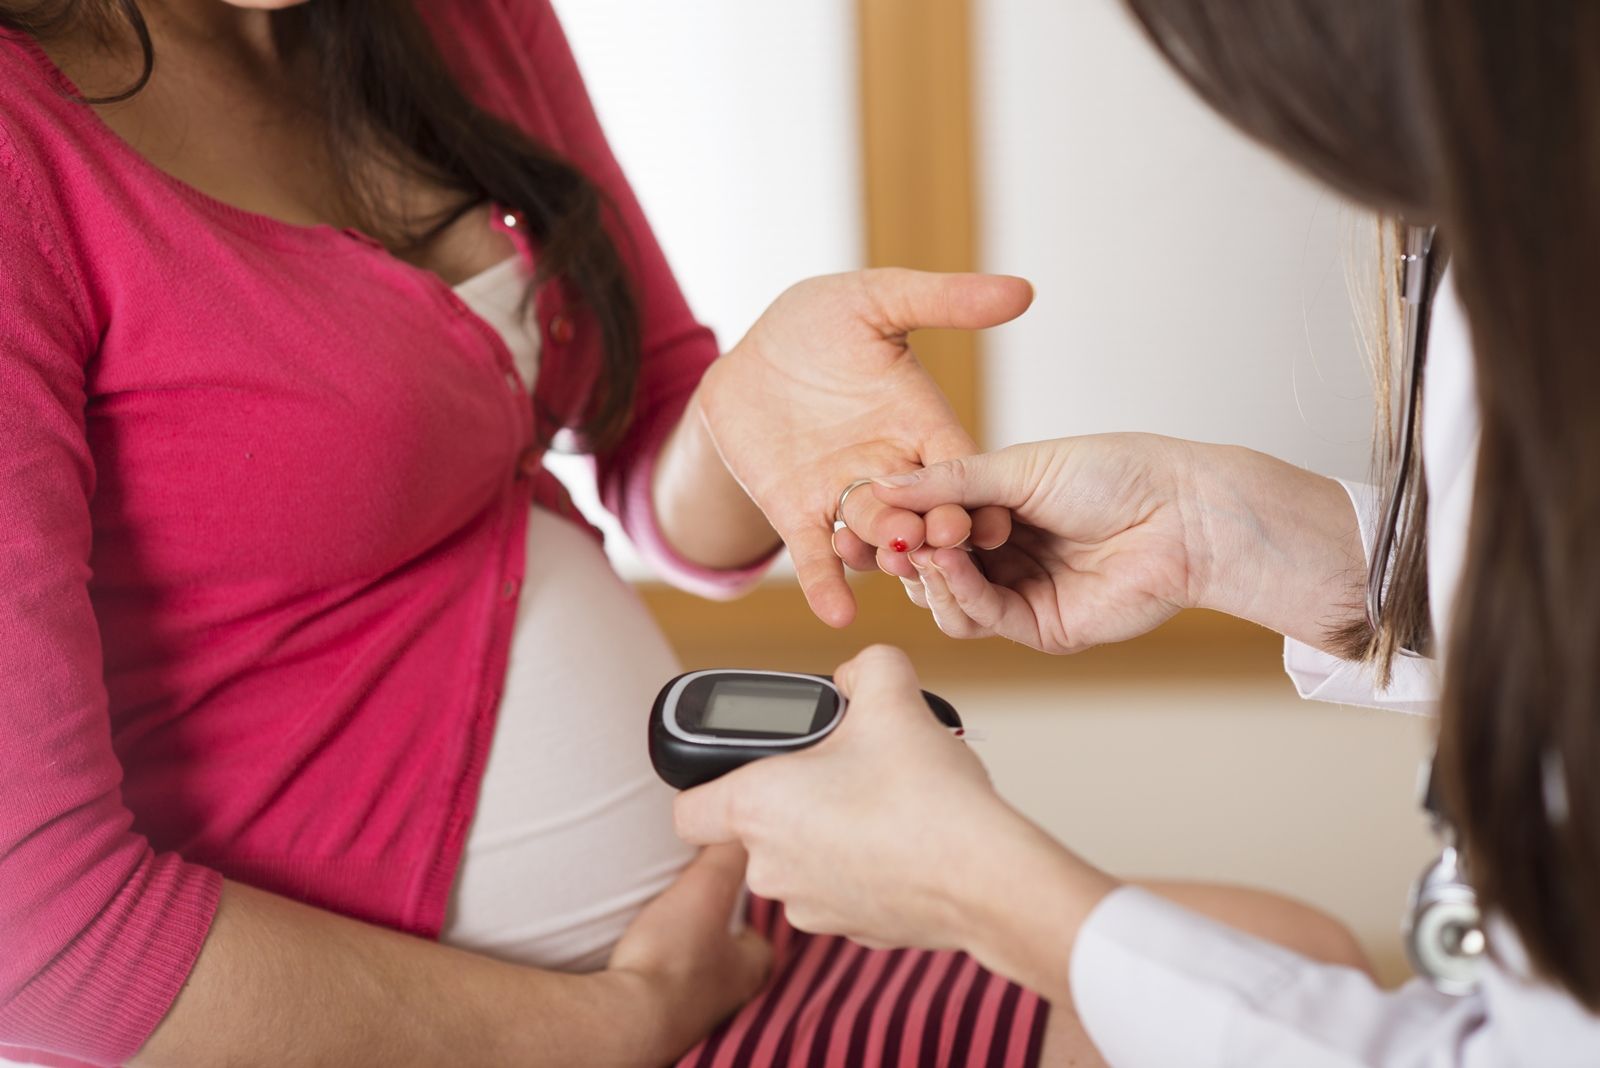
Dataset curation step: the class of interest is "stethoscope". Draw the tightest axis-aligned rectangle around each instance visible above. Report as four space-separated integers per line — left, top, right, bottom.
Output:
1373 225 1487 996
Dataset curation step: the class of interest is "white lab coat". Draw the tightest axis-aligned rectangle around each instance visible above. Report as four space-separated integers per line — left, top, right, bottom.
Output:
1068 277 1600 1066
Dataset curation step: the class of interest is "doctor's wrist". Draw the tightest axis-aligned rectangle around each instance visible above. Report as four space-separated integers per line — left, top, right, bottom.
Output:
1181 444 1364 646
953 810 1119 1005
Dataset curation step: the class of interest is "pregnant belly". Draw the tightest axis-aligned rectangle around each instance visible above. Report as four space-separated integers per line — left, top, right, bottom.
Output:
441 507 696 972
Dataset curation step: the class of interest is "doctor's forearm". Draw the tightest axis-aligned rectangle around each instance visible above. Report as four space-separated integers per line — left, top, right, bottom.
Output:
951 813 1117 1007
950 816 1374 1013
1184 444 1366 652
651 385 781 571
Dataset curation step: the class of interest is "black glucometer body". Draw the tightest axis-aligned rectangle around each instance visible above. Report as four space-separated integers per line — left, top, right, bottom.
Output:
649 669 962 790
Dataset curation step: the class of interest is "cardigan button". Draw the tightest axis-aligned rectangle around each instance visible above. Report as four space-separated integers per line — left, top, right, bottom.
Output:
500 578 520 601
516 447 541 480
548 314 575 345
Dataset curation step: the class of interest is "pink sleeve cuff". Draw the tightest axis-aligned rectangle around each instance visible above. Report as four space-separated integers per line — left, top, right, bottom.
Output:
617 436 776 601
0 852 221 1067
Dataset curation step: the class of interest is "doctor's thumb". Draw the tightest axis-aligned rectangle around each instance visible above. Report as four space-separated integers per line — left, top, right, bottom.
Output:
870 445 1050 514
834 645 924 708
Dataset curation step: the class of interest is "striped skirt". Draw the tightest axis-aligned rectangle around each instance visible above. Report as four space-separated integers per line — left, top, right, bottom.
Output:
675 896 1050 1068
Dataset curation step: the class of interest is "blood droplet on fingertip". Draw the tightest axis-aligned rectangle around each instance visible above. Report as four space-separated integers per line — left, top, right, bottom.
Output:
891 537 909 553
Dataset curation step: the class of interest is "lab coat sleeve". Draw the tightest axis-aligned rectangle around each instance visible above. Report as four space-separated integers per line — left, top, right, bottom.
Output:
1070 887 1511 1068
1281 480 1440 714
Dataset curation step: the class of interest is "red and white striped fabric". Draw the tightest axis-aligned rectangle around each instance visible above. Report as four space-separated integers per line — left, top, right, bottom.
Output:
678 897 1050 1068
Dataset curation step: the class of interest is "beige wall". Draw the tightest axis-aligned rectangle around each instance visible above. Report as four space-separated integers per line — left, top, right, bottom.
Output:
931 671 1436 984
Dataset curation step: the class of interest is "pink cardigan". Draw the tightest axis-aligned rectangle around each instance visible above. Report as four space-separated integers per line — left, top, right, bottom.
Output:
0 5 762 1063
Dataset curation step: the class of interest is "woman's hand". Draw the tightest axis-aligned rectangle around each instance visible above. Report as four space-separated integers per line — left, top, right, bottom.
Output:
694 269 1030 627
672 646 1117 970
605 844 771 1064
865 435 1366 653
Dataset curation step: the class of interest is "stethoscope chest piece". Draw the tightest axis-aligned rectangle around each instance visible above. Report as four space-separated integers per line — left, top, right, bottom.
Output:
1405 845 1485 995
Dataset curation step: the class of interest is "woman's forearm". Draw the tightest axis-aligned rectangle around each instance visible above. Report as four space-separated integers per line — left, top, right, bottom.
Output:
133 881 660 1067
651 384 780 571
1181 443 1366 652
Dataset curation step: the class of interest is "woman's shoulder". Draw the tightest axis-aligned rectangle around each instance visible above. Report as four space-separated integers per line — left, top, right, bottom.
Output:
0 35 106 337
421 0 558 55
419 0 574 141
0 34 65 134
0 33 107 197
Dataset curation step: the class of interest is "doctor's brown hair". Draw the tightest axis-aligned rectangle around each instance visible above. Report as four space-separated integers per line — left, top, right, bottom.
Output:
1122 0 1600 1006
1 0 641 449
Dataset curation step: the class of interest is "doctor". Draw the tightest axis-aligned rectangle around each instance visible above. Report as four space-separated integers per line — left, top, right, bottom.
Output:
676 2 1600 1064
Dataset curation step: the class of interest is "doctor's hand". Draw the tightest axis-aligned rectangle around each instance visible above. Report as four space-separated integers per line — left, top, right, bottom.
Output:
673 646 1118 966
866 435 1365 653
695 269 1026 628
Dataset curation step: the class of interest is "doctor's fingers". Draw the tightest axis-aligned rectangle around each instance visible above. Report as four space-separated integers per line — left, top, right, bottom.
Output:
908 550 993 640
916 547 1047 649
872 444 1058 517
910 425 1015 552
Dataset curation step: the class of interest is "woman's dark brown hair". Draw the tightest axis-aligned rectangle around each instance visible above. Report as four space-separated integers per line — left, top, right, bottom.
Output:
1123 0 1600 1007
2 0 641 449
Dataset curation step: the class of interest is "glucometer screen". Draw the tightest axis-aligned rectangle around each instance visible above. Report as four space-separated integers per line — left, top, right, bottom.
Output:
701 678 824 735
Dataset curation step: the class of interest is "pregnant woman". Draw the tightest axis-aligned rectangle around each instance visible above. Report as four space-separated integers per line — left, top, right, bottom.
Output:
0 1 1363 1065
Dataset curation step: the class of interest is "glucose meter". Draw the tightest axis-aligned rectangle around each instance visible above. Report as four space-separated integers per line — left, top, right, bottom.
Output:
649 669 962 790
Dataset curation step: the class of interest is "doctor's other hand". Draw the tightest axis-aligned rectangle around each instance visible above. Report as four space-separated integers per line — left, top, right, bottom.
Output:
673 646 1118 975
866 435 1364 654
695 269 1027 628
605 843 770 1062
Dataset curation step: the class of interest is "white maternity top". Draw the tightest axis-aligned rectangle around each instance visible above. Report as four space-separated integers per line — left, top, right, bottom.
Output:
439 259 695 972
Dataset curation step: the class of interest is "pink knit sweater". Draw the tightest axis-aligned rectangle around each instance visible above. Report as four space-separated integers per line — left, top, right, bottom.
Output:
0 5 759 1063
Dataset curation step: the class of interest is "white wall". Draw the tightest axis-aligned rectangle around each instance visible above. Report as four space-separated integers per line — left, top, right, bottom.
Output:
547 1 864 576
547 1 863 349
976 0 1381 480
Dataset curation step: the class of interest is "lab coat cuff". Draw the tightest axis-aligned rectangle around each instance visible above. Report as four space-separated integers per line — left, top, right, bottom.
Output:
1279 478 1439 714
1282 638 1440 714
1337 478 1383 562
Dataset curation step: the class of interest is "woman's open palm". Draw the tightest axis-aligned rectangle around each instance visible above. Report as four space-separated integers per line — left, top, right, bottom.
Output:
696 269 1031 626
